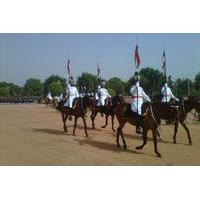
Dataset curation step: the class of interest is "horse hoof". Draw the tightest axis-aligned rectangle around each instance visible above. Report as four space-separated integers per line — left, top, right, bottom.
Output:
136 146 143 150
117 144 120 148
189 141 192 145
157 153 162 158
124 145 127 149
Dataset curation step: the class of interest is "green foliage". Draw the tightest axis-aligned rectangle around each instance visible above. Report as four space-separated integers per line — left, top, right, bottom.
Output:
24 78 43 96
76 73 100 91
0 82 23 96
173 78 193 97
107 88 115 97
125 67 165 96
0 86 10 97
44 75 66 95
48 81 63 96
194 72 200 90
107 77 125 95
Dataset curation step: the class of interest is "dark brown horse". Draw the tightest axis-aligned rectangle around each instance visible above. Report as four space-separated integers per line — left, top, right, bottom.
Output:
114 96 162 157
149 98 200 145
90 96 119 132
57 97 89 137
173 98 200 144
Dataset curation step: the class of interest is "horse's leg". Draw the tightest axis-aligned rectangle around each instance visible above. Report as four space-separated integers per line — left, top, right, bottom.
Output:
136 129 147 150
82 116 88 137
111 114 115 132
73 116 77 136
152 129 162 157
116 127 120 147
173 120 179 144
117 121 126 149
62 113 68 132
101 115 108 128
91 110 97 129
181 121 192 145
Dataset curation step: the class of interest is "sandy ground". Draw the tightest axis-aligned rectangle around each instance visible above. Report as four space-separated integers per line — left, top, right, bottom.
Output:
0 103 200 165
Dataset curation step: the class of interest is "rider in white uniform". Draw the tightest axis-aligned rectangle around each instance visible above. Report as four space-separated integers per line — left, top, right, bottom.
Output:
97 81 111 106
161 82 179 102
64 80 79 108
130 79 151 134
47 92 53 100
97 81 111 117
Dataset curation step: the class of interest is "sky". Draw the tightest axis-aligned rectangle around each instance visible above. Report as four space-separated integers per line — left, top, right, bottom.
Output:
0 33 200 86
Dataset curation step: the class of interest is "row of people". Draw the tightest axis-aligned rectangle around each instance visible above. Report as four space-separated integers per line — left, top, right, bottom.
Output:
0 96 34 104
46 79 111 109
46 76 178 133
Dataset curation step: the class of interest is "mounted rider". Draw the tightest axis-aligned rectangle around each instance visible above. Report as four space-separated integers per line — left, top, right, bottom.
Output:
47 91 53 100
64 78 79 120
64 78 79 108
161 79 179 103
130 72 151 134
97 80 111 116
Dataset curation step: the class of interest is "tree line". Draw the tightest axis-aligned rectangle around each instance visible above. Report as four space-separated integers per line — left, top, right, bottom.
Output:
0 67 200 98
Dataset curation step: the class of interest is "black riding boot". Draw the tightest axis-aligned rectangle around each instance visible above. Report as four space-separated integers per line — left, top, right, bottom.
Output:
69 108 73 121
100 106 104 117
135 114 142 135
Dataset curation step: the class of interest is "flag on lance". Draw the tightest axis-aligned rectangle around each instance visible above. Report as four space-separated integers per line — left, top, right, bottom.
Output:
97 61 100 77
134 44 141 68
67 59 71 77
161 51 166 70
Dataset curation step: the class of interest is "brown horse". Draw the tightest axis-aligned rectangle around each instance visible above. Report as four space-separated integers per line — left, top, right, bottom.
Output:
45 97 54 108
90 96 118 132
114 96 162 157
172 98 200 144
148 98 200 145
57 97 89 137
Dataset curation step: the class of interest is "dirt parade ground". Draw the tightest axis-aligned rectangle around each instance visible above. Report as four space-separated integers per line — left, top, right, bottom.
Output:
0 103 200 165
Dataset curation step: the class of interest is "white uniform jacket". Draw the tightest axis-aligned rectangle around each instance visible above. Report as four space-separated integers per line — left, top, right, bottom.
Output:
47 93 53 100
161 84 179 102
130 85 150 115
97 88 111 106
64 86 79 108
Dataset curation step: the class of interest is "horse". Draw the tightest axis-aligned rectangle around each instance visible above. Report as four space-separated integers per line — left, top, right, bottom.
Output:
90 96 118 132
57 96 89 137
149 98 200 145
45 97 54 108
114 96 162 157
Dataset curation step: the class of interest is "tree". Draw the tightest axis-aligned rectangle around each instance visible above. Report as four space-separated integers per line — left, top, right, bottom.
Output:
24 78 43 96
125 67 165 96
194 72 200 90
48 81 63 96
174 78 193 97
44 75 66 95
0 87 9 97
76 73 101 92
107 88 116 96
0 82 23 96
107 77 125 95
